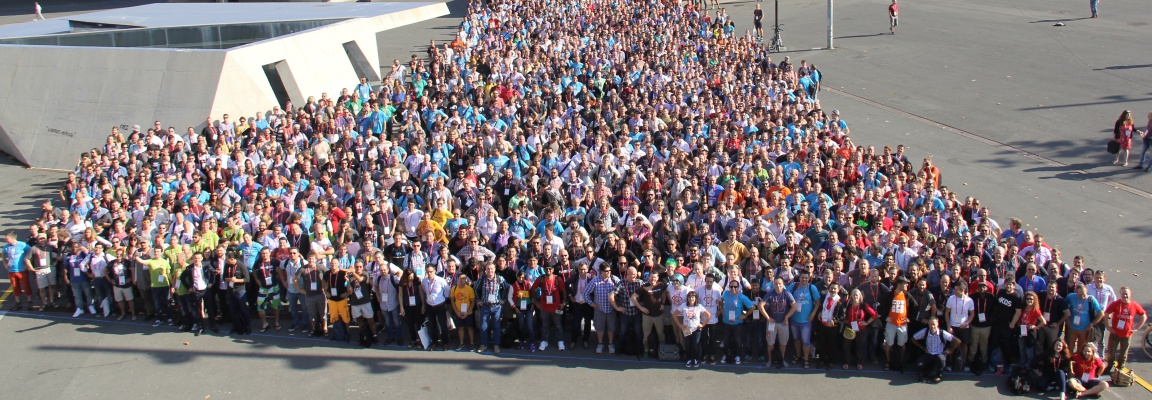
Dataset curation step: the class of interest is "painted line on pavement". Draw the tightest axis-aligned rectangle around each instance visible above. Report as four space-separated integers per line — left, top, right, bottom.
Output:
824 87 1152 201
0 287 10 322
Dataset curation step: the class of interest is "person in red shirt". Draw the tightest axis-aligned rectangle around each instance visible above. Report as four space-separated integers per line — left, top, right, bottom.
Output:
1069 343 1109 398
888 0 899 34
1103 287 1147 370
531 264 568 351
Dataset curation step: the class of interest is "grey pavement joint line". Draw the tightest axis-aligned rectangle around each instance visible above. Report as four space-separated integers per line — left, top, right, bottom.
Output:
824 87 1152 201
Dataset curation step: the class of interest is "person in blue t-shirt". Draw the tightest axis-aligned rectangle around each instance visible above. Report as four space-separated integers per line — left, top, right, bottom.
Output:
2 232 33 309
719 280 755 364
787 272 821 368
1066 283 1104 353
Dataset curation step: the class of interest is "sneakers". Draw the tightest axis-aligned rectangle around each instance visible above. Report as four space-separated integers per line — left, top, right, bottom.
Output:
686 360 693 368
153 319 163 327
558 341 566 351
494 346 501 354
73 308 84 318
477 345 488 354
596 344 604 354
608 344 616 354
529 344 536 352
721 356 727 364
87 305 97 315
539 341 549 351
735 356 742 365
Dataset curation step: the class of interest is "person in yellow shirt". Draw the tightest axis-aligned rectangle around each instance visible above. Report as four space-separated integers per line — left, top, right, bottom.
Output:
430 198 454 226
135 247 174 327
451 274 476 351
417 212 448 244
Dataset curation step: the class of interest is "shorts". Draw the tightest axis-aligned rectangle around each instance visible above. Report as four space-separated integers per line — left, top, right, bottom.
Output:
890 16 898 26
257 286 281 310
9 271 30 297
304 294 326 321
593 309 617 334
34 268 55 288
754 21 762 29
885 323 909 346
350 302 374 319
459 313 475 328
328 299 350 324
113 286 135 302
767 321 791 346
1081 378 1104 390
950 326 971 346
790 321 813 346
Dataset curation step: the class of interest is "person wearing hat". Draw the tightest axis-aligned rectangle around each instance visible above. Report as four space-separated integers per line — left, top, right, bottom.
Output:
878 276 918 372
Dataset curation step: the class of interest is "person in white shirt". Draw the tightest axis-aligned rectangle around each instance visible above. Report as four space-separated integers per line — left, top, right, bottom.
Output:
398 200 424 240
86 243 115 317
673 291 711 368
1086 270 1117 353
944 281 974 371
695 274 722 364
666 275 691 347
423 265 452 350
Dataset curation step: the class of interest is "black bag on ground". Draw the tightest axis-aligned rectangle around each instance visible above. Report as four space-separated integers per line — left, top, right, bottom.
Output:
1107 139 1120 154
1007 369 1033 395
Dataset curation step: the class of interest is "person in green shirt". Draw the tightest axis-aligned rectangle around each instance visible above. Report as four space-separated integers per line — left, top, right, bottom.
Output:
136 247 174 327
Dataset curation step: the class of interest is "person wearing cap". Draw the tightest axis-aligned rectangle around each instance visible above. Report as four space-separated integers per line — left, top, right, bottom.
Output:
667 274 690 347
878 276 918 371
966 275 996 372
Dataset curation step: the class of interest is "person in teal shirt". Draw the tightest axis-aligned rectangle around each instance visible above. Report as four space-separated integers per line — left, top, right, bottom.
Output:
2 232 33 309
1066 283 1104 350
719 280 755 364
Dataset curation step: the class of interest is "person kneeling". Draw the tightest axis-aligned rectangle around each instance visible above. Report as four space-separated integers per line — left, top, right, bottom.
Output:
912 317 961 383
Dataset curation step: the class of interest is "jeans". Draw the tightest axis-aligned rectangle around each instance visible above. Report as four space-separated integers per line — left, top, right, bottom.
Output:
1018 336 1037 369
539 310 564 343
685 329 703 361
205 287 228 327
1090 0 1099 15
569 303 593 344
71 281 93 309
618 313 642 344
227 290 251 334
478 305 502 347
919 353 946 379
381 307 402 342
176 294 194 327
1137 139 1152 168
151 287 171 321
744 320 766 358
425 303 449 345
92 279 112 311
516 308 536 345
701 324 717 358
285 291 306 328
721 323 745 359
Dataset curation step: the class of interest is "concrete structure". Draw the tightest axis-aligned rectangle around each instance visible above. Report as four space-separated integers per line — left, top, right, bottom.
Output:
0 2 448 170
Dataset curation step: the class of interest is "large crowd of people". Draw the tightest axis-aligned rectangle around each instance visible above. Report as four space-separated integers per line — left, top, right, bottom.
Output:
0 0 1145 397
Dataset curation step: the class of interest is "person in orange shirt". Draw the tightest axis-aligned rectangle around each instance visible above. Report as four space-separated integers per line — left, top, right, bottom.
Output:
879 277 919 372
920 157 941 190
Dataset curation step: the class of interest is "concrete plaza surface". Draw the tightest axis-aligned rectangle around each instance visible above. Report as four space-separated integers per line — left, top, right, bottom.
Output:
0 0 1150 399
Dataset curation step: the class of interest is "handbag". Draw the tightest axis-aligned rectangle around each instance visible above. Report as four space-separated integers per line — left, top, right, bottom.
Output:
1107 140 1120 154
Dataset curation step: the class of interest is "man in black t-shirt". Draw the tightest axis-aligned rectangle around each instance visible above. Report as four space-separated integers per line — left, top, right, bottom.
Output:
991 282 1023 373
348 261 376 341
631 272 667 357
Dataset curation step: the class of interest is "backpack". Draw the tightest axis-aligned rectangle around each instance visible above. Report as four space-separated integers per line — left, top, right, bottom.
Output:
331 320 350 342
1007 369 1033 395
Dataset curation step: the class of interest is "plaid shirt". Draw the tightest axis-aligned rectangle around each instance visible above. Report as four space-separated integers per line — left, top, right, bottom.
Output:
584 275 620 311
615 279 642 316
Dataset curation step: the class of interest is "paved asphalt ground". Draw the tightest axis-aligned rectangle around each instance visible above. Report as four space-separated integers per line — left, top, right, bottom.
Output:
0 0 1150 399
